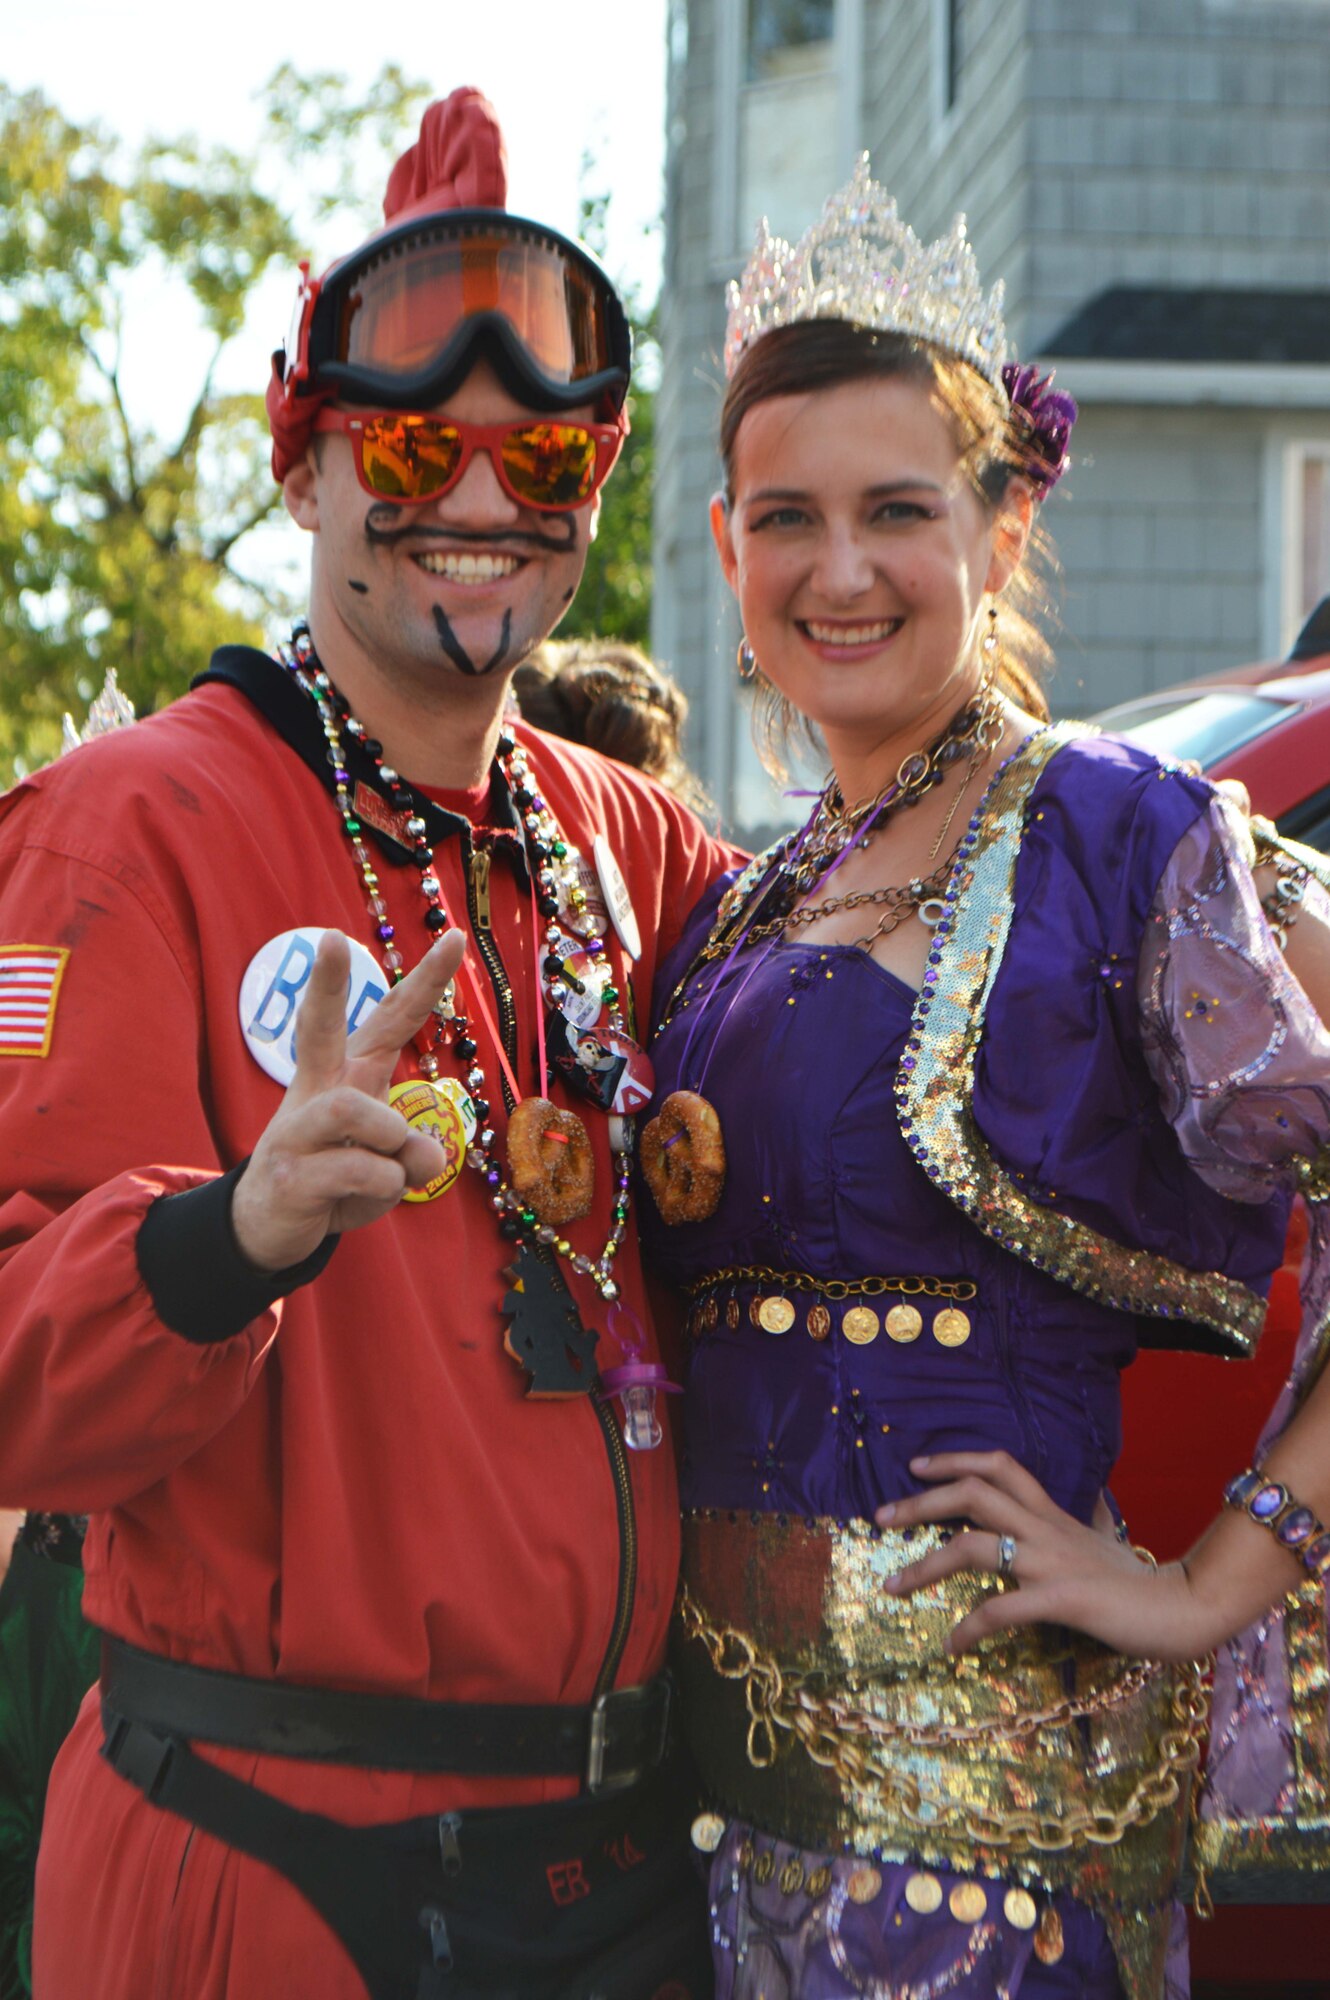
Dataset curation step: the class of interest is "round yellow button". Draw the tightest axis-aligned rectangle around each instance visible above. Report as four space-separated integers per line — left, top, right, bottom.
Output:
904 1870 943 1914
886 1303 923 1343
389 1081 468 1202
690 1812 725 1854
842 1305 880 1346
933 1307 972 1348
779 1858 806 1896
758 1295 797 1334
948 1881 988 1922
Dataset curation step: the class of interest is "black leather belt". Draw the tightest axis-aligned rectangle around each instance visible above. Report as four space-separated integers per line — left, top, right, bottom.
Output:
100 1635 673 1796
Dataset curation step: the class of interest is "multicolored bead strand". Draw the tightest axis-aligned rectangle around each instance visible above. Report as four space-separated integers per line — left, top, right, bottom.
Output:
279 625 635 1303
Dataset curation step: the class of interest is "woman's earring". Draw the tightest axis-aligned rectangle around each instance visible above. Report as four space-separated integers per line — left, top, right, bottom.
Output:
982 604 999 659
736 637 759 684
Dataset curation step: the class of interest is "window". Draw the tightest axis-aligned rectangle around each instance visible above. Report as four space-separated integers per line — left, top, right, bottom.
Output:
746 0 835 82
1297 448 1330 626
735 0 839 245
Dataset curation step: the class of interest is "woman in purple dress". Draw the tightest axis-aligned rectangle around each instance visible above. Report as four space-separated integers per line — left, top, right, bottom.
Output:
642 161 1330 2000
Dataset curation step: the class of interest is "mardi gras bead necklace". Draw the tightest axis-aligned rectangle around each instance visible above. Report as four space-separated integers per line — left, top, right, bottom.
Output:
279 625 637 1312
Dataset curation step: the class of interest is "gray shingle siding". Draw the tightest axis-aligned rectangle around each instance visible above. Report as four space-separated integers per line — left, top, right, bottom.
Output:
658 0 1330 833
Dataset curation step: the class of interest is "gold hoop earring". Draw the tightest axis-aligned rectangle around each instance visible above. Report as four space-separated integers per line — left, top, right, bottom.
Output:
736 637 759 684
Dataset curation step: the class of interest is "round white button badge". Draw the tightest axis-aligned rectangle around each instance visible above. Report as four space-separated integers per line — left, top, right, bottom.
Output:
592 835 641 960
238 928 390 1088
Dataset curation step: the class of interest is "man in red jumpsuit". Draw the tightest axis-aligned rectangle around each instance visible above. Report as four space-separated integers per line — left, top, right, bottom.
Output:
0 89 731 2000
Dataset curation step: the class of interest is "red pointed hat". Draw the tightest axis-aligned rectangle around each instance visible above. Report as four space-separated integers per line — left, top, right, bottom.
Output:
267 88 509 481
382 88 507 222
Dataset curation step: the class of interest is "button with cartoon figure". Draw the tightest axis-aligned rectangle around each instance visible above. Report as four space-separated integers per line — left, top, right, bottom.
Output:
389 1079 469 1202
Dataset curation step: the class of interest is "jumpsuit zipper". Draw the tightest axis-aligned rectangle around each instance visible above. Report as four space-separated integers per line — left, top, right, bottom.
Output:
463 831 638 1697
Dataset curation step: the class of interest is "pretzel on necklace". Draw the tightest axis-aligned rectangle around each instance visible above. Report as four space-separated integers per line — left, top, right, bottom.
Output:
643 1091 726 1225
506 1097 595 1227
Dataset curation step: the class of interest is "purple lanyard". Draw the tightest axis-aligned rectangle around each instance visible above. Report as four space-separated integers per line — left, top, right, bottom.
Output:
673 779 905 1096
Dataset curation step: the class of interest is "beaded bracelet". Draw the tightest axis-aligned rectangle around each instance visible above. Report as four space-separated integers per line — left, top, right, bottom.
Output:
1224 1468 1330 1580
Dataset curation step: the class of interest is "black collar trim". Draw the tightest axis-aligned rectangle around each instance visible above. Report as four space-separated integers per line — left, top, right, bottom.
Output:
194 646 527 879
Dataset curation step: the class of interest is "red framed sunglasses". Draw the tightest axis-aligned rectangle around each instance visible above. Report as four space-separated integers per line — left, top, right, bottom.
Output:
313 409 625 512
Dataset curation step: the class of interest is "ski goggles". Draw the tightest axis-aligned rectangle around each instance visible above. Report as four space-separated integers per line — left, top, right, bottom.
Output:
283 211 632 416
313 409 626 512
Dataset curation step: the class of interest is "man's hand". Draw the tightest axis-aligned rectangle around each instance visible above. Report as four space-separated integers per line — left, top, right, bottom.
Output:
231 929 466 1272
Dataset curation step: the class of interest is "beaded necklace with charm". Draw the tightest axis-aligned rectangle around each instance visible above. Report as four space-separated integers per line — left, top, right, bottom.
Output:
278 624 636 1310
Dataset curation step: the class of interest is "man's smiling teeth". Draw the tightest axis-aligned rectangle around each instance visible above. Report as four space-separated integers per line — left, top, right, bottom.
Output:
803 617 902 645
414 551 522 581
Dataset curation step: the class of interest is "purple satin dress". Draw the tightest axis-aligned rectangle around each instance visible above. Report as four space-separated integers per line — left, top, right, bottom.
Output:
645 784 1330 2000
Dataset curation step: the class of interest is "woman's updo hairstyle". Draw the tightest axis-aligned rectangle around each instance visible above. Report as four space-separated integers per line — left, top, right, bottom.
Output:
719 322 1059 773
512 638 711 815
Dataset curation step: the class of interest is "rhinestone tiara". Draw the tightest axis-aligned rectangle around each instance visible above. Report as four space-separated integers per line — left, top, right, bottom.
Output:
724 155 1008 389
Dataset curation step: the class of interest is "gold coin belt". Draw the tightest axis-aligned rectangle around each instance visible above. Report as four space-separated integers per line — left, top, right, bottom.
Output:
693 1824 1068 1962
676 1584 1209 1858
687 1267 978 1348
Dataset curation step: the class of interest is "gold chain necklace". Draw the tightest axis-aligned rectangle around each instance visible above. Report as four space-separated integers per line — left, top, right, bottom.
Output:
737 848 956 951
791 683 1004 893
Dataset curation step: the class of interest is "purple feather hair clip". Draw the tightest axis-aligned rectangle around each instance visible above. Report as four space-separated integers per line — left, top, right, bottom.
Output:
1001 362 1078 496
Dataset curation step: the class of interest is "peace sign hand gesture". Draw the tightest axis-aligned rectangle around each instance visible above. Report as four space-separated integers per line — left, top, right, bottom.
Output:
232 928 467 1273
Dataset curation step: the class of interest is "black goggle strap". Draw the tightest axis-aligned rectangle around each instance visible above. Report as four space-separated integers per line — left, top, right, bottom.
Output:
312 317 629 421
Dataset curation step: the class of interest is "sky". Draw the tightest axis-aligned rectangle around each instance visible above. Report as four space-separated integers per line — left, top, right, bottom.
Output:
6 0 670 597
5 2 668 278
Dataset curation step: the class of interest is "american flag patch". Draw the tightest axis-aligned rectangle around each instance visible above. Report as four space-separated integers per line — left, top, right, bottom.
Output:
0 946 71 1058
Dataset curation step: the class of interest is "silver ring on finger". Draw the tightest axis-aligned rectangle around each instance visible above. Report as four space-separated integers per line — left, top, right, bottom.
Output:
996 1533 1018 1581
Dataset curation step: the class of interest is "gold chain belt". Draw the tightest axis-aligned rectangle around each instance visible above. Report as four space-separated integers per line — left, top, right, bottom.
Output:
686 1266 978 1302
677 1578 1206 1857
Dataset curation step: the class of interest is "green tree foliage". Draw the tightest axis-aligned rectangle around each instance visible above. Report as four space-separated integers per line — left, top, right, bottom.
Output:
557 169 656 652
0 71 427 776
0 82 653 777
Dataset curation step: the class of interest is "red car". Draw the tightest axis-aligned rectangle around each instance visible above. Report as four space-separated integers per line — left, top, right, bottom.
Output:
1096 597 1330 1989
1095 594 1330 846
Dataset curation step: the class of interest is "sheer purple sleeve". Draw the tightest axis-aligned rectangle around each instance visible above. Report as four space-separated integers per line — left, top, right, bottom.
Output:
1140 797 1330 1836
1138 795 1330 1204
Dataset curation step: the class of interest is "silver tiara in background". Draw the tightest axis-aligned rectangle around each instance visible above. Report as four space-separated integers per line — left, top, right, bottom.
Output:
724 155 1009 389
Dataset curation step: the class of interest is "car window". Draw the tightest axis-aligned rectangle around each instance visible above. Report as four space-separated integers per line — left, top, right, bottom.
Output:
1278 786 1330 858
1096 692 1297 767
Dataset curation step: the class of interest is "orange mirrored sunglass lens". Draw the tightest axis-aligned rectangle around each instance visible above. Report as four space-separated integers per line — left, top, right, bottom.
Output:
353 417 599 505
501 425 598 505
358 417 462 499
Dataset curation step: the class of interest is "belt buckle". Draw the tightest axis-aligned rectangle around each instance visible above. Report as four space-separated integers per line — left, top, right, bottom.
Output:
585 1673 673 1796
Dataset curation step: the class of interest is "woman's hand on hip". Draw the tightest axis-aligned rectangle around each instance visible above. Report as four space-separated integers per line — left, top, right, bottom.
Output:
877 1450 1223 1661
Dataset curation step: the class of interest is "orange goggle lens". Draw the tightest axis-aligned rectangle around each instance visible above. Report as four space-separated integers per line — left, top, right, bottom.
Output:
314 411 618 511
339 232 614 387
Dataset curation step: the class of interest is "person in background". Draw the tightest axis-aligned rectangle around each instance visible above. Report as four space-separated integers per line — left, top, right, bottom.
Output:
0 1513 97 2000
514 638 712 818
